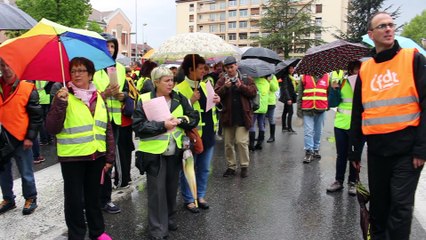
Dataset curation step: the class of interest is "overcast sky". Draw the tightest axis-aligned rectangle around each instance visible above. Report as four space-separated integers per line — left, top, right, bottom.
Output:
89 0 425 49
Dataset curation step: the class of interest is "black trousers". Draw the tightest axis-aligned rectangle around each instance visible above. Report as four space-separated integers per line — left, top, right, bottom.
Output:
368 153 423 240
282 103 294 129
61 158 106 240
146 154 181 238
114 125 135 187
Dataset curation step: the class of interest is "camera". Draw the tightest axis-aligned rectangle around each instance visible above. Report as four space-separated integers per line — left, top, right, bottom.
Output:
230 77 238 84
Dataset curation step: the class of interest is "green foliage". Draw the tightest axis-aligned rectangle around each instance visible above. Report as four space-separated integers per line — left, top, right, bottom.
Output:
87 21 104 34
16 0 92 28
337 0 400 43
255 0 323 58
401 10 426 46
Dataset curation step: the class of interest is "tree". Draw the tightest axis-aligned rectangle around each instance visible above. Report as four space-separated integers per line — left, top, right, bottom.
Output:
254 0 323 58
16 0 92 29
337 0 400 43
401 10 426 46
87 21 104 34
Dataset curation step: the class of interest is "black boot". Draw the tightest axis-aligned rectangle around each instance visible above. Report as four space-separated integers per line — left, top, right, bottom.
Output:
267 124 275 143
255 131 265 150
249 131 255 151
282 115 287 132
287 116 295 133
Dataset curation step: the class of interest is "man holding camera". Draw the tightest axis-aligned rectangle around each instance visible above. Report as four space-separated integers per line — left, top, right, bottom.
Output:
215 56 257 178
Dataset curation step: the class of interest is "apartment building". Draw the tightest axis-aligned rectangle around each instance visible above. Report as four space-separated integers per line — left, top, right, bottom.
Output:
176 0 349 48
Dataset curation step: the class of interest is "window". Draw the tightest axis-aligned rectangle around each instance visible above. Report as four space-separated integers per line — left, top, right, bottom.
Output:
228 33 237 40
229 10 237 18
189 26 194 32
251 8 260 15
315 32 322 40
199 25 204 31
251 0 260 4
240 0 248 5
209 25 217 32
210 3 216 10
121 33 127 45
210 13 216 21
316 4 322 13
239 9 248 17
220 24 226 32
315 17 322 26
250 32 259 38
239 33 248 40
189 4 194 12
220 12 226 20
189 15 194 22
218 34 225 40
229 0 237 7
250 20 259 28
239 21 248 28
228 21 237 29
220 1 226 9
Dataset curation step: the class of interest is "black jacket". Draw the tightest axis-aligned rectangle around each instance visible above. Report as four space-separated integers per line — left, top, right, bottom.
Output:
349 41 426 160
280 74 297 103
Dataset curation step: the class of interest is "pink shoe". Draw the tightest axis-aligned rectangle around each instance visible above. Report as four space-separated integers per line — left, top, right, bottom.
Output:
97 232 112 240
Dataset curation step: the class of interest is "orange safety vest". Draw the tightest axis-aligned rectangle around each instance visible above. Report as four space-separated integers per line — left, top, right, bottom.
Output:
301 74 329 110
0 81 34 140
360 48 420 135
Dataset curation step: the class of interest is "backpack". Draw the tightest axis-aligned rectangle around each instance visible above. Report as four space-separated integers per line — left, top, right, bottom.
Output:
240 72 260 111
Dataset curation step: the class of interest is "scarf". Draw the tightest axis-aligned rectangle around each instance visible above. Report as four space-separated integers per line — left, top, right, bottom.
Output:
68 82 97 107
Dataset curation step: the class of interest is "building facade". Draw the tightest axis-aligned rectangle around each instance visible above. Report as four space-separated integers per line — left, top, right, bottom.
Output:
89 8 133 57
176 0 349 49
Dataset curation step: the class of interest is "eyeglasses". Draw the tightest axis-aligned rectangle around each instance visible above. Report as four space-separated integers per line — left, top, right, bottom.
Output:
373 23 396 30
70 69 88 75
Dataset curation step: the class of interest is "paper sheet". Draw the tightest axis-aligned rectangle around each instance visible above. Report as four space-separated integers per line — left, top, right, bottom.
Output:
142 96 172 121
205 80 216 112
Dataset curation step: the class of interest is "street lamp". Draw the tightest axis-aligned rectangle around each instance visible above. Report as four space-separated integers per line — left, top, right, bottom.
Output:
142 23 147 55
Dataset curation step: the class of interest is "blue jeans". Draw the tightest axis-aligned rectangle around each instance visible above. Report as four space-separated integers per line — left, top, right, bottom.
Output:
180 145 214 203
303 112 325 151
0 143 37 201
249 113 266 132
265 105 276 125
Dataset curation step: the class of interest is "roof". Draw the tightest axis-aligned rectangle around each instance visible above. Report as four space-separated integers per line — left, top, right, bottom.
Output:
89 8 131 25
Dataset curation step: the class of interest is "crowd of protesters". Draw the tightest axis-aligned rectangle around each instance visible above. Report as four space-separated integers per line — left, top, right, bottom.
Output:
0 11 425 240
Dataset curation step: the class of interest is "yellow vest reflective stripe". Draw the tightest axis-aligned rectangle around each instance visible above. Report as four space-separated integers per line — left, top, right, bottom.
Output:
93 63 126 125
137 92 184 154
175 79 218 135
56 93 107 157
136 77 149 92
36 81 50 104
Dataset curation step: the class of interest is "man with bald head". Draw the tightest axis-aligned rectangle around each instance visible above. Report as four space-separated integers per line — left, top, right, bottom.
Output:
349 12 426 239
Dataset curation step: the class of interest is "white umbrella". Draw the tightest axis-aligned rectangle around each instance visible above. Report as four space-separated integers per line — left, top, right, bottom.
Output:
150 32 240 62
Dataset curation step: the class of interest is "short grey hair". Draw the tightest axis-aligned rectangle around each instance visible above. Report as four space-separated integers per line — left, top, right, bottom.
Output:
151 66 173 83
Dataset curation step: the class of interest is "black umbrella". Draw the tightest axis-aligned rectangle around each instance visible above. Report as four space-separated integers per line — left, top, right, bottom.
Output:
0 3 37 30
238 58 276 78
276 58 301 77
241 47 282 64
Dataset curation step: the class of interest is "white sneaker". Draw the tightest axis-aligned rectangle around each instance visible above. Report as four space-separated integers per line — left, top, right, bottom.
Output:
348 182 357 196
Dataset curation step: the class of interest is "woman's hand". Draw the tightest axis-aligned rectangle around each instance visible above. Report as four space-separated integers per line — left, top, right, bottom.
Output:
105 163 113 170
213 93 221 104
164 117 179 130
57 87 69 101
114 92 125 101
104 83 120 98
190 89 200 104
287 100 292 105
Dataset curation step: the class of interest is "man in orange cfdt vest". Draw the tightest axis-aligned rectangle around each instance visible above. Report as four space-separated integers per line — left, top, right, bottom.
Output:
0 58 43 215
297 72 329 164
349 12 426 239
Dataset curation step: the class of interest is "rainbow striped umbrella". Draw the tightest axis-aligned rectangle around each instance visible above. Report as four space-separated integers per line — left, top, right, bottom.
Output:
0 18 114 83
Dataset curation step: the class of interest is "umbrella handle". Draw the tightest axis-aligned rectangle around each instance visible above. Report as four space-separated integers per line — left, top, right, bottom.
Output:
58 40 66 86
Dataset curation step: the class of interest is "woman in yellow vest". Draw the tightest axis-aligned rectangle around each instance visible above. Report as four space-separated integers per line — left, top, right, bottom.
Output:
175 54 220 213
132 67 199 239
46 57 115 240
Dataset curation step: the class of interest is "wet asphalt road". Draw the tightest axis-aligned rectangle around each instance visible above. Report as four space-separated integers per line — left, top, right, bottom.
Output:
17 109 426 240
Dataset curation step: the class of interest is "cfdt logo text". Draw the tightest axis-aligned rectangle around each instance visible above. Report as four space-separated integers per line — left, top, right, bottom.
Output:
370 69 399 92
